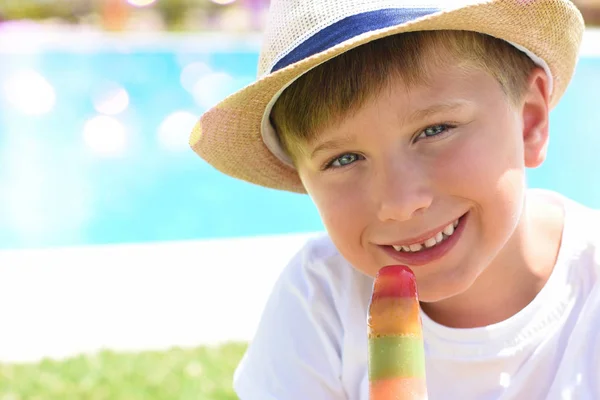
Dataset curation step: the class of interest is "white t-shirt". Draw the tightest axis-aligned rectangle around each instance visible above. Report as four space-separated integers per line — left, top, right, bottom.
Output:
233 190 600 400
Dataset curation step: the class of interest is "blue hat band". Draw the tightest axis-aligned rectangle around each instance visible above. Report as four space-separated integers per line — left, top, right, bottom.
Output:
271 7 441 73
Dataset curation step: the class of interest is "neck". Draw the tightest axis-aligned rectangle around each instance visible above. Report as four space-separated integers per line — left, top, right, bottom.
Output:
420 195 564 329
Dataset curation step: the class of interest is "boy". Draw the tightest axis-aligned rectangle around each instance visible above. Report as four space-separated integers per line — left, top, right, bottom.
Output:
190 1 600 399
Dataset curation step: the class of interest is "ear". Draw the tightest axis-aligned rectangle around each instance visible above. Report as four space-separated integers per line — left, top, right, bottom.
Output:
520 67 551 169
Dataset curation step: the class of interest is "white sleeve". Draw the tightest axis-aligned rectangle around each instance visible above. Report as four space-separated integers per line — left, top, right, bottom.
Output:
233 241 347 400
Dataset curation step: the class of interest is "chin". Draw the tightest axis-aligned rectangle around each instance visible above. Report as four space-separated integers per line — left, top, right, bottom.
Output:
417 265 481 303
419 288 466 304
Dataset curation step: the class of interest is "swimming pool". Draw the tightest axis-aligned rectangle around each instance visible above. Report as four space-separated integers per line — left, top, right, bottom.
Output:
1 33 599 250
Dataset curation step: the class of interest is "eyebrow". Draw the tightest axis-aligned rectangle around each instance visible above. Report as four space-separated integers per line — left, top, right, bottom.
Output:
310 136 356 160
309 100 473 160
405 100 472 123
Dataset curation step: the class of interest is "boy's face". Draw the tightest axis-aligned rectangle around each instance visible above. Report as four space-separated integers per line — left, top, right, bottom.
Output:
294 59 550 303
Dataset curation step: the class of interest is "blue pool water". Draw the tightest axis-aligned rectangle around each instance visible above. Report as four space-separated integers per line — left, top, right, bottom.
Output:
0 40 599 250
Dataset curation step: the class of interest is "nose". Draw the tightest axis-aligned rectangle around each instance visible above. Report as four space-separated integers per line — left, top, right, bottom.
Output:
375 158 433 222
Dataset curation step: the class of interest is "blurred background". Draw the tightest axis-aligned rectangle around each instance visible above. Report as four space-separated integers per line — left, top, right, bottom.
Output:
0 1 599 399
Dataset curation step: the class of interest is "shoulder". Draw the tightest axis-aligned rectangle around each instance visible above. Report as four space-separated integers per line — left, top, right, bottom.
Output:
558 192 600 276
528 189 600 273
290 232 344 266
564 194 600 248
232 233 364 399
529 188 599 246
277 232 362 290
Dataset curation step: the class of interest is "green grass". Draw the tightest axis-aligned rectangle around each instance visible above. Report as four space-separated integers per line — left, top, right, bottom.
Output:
0 342 247 400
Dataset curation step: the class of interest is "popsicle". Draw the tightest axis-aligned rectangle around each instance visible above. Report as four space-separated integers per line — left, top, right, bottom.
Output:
368 265 428 399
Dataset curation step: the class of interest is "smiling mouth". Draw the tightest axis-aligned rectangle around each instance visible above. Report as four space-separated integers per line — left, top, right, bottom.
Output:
390 218 460 253
384 210 469 255
379 212 469 266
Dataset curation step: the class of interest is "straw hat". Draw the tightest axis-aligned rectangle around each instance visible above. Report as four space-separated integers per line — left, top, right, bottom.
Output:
189 0 584 193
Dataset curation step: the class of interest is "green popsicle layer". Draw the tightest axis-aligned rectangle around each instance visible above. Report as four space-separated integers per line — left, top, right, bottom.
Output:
368 335 426 381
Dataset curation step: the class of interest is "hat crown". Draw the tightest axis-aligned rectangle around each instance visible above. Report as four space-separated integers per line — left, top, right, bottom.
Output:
257 0 486 77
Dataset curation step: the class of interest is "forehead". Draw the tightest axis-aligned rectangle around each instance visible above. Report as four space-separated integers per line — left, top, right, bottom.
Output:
313 47 483 132
317 63 502 136
390 59 494 101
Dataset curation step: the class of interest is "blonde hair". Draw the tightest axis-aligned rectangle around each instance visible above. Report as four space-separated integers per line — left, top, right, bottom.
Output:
270 30 537 161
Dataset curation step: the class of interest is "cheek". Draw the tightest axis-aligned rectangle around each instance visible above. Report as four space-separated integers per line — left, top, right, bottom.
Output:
309 184 367 235
432 121 526 245
300 164 372 225
432 120 525 198
312 192 373 271
302 173 374 263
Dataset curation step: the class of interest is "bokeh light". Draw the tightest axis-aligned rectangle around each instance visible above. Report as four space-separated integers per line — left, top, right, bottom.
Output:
127 0 157 7
0 134 91 244
192 72 235 109
3 69 56 115
180 62 212 93
83 116 128 157
211 0 237 5
157 111 198 152
92 82 130 115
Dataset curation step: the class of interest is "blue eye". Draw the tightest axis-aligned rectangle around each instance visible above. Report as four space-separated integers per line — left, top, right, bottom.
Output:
417 124 454 140
326 153 362 169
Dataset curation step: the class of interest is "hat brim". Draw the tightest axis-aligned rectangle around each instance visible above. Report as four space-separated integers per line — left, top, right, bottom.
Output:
190 0 584 194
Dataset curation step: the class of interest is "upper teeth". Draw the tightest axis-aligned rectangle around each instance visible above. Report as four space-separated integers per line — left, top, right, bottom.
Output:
392 219 459 253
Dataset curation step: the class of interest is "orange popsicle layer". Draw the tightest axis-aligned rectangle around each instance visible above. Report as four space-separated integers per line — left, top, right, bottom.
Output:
370 377 428 400
368 296 422 337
